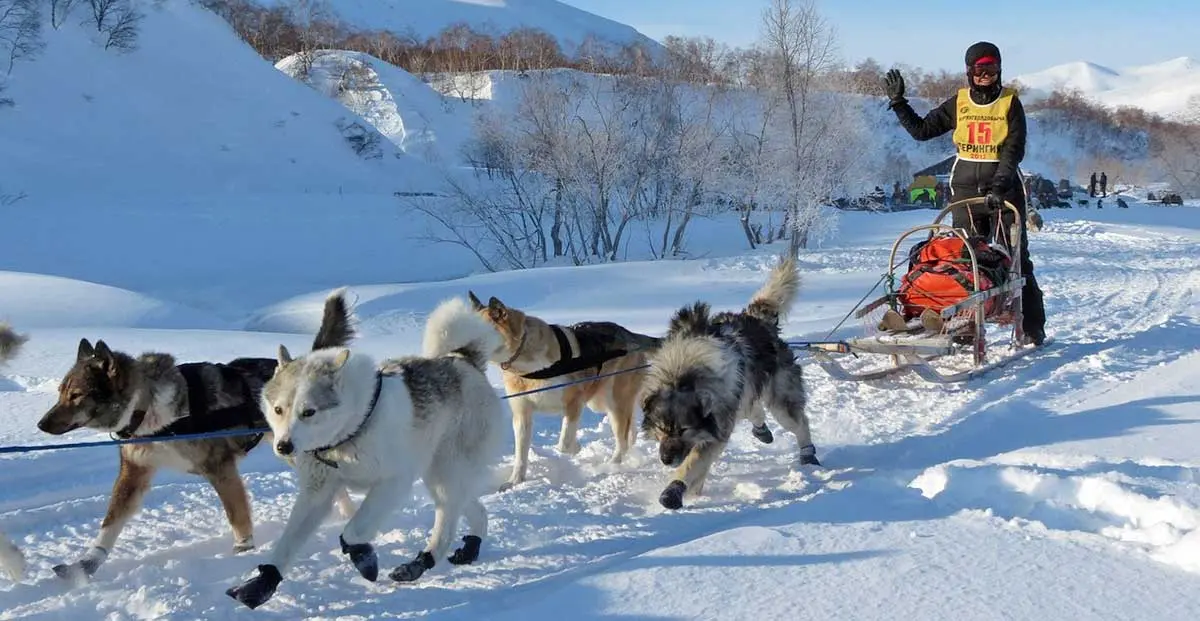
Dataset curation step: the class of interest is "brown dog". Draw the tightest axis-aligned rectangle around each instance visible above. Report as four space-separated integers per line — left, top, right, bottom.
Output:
35 339 277 581
468 292 661 491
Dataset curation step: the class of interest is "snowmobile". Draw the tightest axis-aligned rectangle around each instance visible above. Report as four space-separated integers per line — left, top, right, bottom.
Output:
791 196 1043 383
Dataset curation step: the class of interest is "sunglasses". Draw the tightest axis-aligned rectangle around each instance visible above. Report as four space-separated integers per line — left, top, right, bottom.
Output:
971 63 1000 78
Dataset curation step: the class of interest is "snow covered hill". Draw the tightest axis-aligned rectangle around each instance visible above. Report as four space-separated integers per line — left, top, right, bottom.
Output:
1014 57 1200 120
255 0 663 56
0 0 445 201
1 203 1199 619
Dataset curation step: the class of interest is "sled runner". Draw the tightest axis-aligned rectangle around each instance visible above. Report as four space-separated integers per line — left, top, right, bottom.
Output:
792 196 1042 383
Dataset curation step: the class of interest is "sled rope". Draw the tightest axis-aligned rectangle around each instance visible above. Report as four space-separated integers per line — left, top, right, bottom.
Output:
823 254 912 340
0 363 652 455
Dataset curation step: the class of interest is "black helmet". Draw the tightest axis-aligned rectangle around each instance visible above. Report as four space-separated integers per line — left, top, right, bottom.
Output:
965 41 1001 67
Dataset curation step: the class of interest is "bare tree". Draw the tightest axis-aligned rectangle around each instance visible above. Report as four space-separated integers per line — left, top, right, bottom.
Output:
662 35 729 83
102 2 140 50
48 0 78 29
1153 100 1200 196
914 68 961 102
0 0 42 74
85 0 142 52
406 74 581 270
406 66 749 270
0 186 26 205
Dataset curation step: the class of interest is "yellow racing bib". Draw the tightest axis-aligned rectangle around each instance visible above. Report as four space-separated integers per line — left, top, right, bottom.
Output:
952 87 1014 162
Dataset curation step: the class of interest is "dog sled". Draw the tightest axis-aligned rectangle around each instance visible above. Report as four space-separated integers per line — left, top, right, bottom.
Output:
792 196 1042 384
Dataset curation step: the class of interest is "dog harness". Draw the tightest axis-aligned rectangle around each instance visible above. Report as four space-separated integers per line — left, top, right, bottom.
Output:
519 323 641 380
310 371 385 468
113 362 267 452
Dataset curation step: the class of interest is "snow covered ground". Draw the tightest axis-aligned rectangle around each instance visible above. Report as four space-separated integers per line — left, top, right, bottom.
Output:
2 201 1199 619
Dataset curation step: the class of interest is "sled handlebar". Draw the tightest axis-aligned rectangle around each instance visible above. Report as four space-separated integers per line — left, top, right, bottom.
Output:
933 197 1024 251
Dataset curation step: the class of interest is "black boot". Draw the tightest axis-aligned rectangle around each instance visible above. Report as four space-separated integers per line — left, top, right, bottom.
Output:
1021 273 1046 346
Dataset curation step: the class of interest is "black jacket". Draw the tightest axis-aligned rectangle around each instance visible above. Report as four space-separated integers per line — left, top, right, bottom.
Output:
891 89 1027 200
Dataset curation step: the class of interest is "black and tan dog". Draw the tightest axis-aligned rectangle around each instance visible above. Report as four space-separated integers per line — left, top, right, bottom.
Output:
36 297 356 582
468 292 661 491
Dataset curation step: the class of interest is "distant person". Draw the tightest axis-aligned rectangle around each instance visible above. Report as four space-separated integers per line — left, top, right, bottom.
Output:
1099 171 1108 197
881 41 1046 346
1089 172 1097 197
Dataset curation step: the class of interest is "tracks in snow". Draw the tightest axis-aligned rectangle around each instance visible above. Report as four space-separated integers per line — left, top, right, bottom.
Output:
0 218 1197 617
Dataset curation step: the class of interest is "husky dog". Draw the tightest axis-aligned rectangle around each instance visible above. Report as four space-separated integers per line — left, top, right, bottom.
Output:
467 291 661 491
226 291 507 610
35 298 356 582
0 323 29 580
639 257 820 510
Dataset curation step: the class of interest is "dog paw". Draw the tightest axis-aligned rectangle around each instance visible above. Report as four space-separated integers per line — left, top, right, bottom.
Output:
556 441 582 456
232 540 255 554
54 547 107 582
448 535 482 565
389 551 435 583
659 480 687 510
499 477 523 493
226 564 283 610
340 536 378 582
751 423 774 444
52 562 91 585
799 454 821 466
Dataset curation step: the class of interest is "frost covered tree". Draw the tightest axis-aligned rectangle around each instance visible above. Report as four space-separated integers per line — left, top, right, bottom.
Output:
407 69 749 270
758 0 864 253
1153 97 1200 196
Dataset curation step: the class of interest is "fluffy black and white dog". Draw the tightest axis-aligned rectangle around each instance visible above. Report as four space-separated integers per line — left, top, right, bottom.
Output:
640 257 820 510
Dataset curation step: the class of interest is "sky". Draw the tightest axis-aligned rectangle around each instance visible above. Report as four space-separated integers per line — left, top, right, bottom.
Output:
562 0 1198 77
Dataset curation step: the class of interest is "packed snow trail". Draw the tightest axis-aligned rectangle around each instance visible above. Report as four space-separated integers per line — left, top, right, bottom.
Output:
1 209 1199 619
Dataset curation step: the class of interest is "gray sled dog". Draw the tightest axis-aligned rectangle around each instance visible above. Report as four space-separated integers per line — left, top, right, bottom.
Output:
0 323 30 580
639 257 820 510
227 290 507 610
467 291 661 491
35 306 355 582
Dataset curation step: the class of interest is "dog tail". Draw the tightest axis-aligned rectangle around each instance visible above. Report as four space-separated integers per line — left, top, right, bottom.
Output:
423 297 501 373
0 323 27 366
312 287 356 351
667 301 714 339
745 256 800 328
0 532 25 581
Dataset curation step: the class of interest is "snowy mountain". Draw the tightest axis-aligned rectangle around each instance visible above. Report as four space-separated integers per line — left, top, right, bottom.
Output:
1014 57 1200 120
255 0 664 56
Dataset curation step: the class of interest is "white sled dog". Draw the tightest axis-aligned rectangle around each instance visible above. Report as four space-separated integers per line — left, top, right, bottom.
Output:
0 323 29 580
227 291 507 610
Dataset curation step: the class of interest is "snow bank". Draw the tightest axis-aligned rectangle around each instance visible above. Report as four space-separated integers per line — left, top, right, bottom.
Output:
275 50 474 164
0 271 221 330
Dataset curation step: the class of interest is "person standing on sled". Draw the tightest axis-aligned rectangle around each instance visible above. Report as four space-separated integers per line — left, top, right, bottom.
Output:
881 41 1046 346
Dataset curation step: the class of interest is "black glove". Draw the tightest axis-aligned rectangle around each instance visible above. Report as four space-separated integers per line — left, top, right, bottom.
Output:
883 69 906 104
984 191 1005 212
